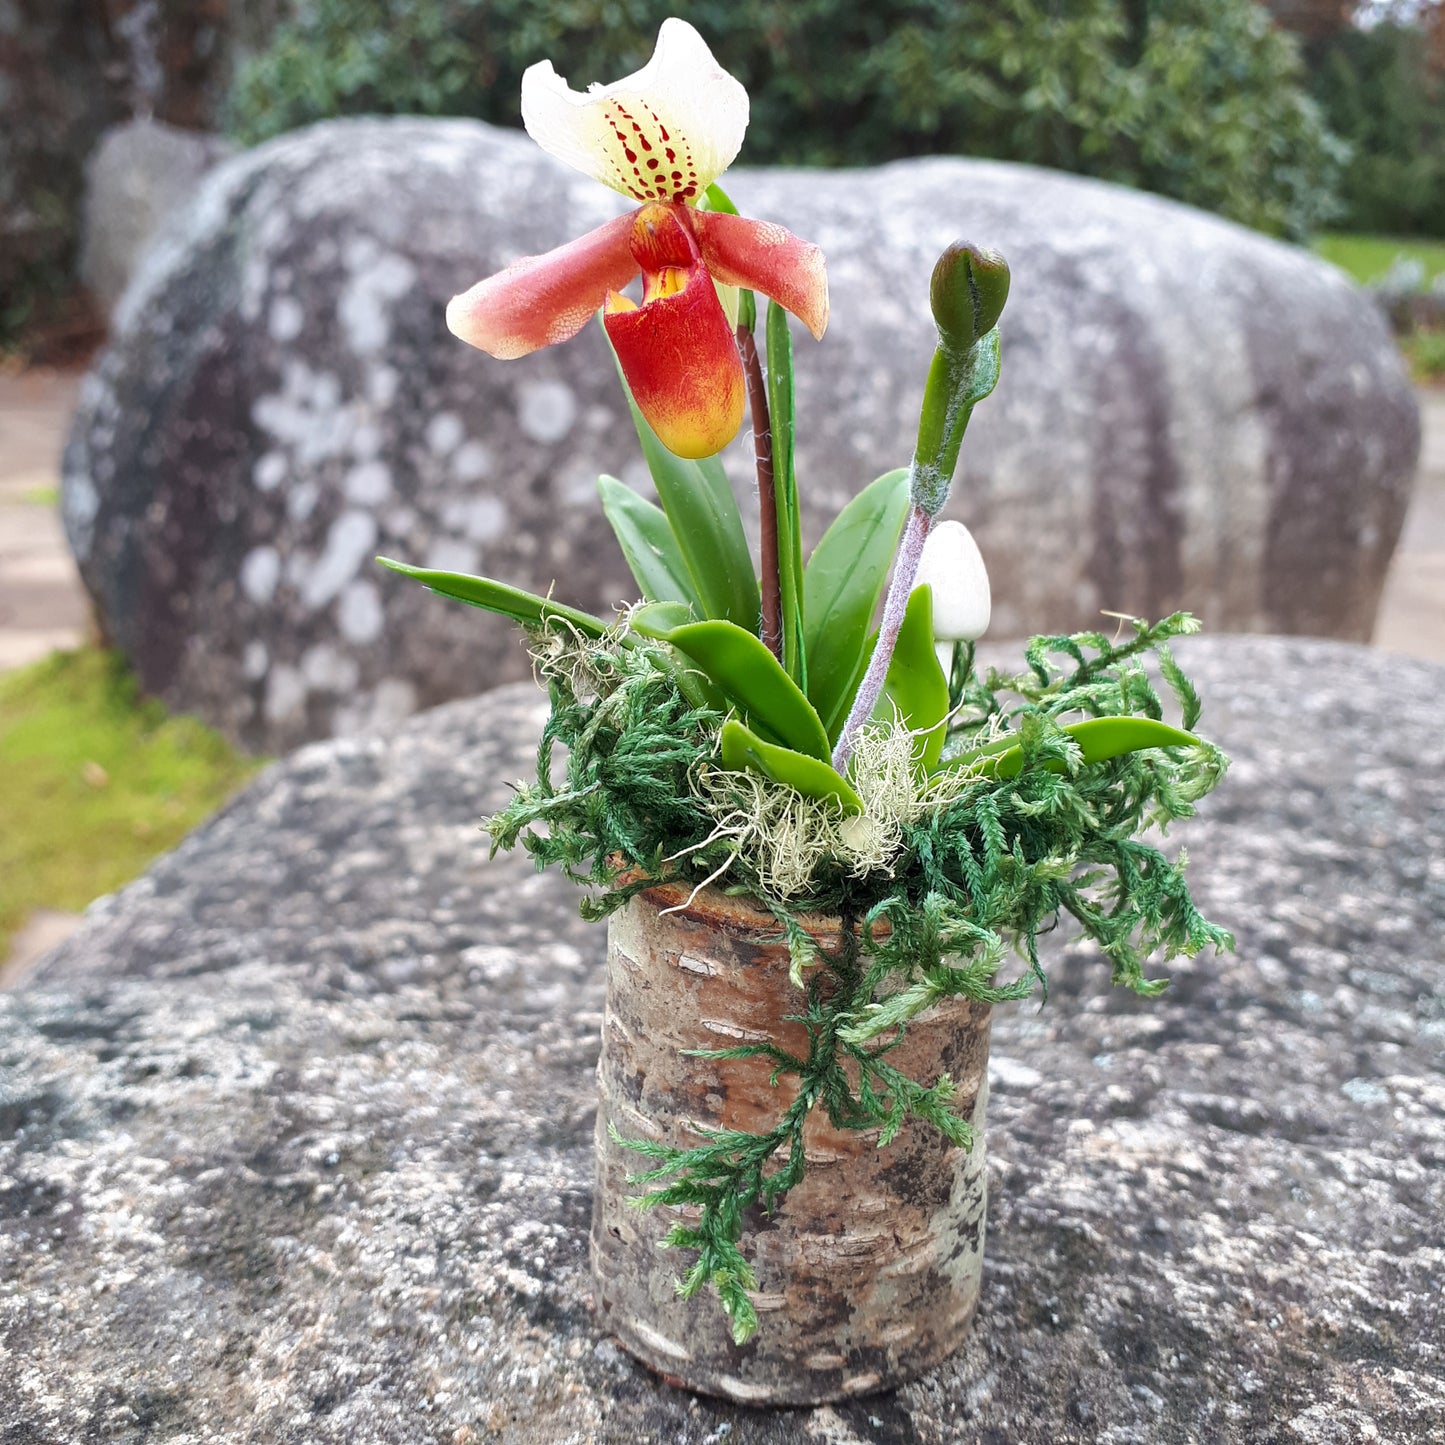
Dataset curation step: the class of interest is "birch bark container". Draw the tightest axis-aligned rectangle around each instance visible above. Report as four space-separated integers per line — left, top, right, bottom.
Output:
591 878 993 1405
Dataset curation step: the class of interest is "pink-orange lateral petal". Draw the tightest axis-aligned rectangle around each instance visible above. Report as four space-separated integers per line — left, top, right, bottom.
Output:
604 266 745 459
445 211 639 359
690 209 829 340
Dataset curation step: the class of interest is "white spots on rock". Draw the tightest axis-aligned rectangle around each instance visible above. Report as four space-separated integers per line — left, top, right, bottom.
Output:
337 677 419 735
621 457 657 500
268 295 305 343
368 365 400 408
253 451 287 492
384 505 417 538
263 664 307 725
284 551 311 588
451 439 493 484
287 481 320 523
425 538 480 575
517 379 578 445
79 372 108 412
345 460 391 506
63 474 100 562
338 236 417 356
441 496 508 544
1341 1078 1390 1107
302 510 378 610
425 411 465 456
242 640 269 680
301 643 360 694
338 579 384 645
372 677 418 727
253 360 351 467
240 545 282 605
350 420 383 460
988 1056 1044 1091
560 464 603 508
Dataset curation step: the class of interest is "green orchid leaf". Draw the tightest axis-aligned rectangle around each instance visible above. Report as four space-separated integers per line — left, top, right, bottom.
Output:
701 183 740 215
765 301 806 689
632 615 831 761
630 600 697 634
875 585 949 773
598 475 700 608
937 716 1203 781
720 719 864 815
376 557 611 637
803 469 910 740
608 339 761 632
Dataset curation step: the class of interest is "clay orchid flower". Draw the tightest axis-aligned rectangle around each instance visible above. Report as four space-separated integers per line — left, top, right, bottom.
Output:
444 18 829 460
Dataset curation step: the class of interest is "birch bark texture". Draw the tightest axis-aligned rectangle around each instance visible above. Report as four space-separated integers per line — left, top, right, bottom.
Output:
591 880 993 1405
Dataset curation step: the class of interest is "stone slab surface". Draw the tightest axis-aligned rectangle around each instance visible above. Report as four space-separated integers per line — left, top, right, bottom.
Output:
2 636 1443 1443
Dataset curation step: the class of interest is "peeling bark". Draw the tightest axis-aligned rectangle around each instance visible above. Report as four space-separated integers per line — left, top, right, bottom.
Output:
591 880 992 1405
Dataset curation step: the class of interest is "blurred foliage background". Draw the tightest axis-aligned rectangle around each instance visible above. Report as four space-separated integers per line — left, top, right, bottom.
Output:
225 0 1344 240
3 0 1444 359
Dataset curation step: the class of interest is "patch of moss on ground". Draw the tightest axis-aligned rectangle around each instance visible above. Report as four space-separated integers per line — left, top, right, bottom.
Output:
0 649 264 962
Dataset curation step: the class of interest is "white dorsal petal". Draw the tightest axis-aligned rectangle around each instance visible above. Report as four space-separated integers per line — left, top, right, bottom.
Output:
521 18 748 205
916 520 991 642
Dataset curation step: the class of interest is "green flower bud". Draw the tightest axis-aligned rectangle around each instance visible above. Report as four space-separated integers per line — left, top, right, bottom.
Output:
929 243 1010 353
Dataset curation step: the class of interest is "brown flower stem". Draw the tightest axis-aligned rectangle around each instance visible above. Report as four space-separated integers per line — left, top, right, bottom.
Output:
738 322 782 661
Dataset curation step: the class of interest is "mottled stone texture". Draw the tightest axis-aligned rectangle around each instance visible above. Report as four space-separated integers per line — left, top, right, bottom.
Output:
80 120 234 317
62 118 1420 752
3 636 1441 1442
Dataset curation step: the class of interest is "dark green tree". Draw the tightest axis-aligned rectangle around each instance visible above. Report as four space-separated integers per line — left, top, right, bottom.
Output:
227 0 1341 238
1305 19 1445 234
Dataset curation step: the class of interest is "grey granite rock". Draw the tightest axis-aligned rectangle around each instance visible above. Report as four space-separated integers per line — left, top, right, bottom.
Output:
80 120 234 318
4 636 1442 1442
62 117 1420 752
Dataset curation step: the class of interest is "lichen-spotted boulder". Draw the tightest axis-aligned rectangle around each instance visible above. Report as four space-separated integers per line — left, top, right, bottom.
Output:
62 118 1420 751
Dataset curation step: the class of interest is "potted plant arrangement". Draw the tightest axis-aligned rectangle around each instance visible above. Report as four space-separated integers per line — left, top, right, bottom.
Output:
380 17 1231 1406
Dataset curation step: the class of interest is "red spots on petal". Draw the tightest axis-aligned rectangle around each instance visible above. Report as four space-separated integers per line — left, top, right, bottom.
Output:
603 102 702 203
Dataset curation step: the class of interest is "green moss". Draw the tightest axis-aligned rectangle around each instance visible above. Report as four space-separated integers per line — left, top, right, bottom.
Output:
1311 233 1445 286
0 649 263 961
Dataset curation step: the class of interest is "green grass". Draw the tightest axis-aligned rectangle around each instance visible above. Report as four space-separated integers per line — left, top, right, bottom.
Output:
1311 233 1445 287
1406 330 1445 384
1311 233 1445 383
0 648 264 963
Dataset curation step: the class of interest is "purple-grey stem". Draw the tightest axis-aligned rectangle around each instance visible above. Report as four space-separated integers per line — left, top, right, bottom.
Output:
832 501 933 772
737 324 782 661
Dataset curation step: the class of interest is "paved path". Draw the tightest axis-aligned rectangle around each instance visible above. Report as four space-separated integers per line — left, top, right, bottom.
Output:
1375 388 1445 664
0 369 88 670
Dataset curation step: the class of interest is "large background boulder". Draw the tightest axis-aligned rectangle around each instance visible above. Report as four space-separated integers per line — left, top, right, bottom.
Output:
4 637 1443 1441
62 118 1420 752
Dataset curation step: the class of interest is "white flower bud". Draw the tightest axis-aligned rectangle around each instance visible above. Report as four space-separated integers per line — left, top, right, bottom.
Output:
915 520 990 655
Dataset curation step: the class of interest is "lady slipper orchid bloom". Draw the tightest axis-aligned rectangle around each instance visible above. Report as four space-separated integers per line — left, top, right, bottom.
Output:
444 18 829 460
